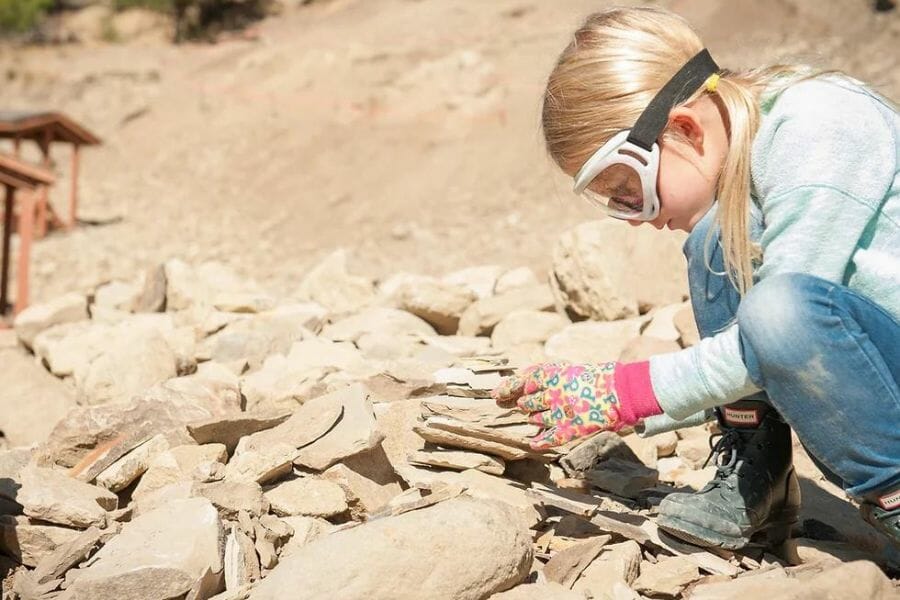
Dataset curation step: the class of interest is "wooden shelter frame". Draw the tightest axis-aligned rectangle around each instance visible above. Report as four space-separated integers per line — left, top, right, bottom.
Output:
0 111 101 237
0 153 54 318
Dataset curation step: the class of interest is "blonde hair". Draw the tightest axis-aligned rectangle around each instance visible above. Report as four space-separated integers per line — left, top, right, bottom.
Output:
542 7 818 295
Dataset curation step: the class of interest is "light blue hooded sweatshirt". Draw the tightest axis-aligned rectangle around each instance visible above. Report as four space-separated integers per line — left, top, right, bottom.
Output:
642 75 899 435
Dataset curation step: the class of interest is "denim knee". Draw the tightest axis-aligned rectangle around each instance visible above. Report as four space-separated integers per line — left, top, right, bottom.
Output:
736 272 831 388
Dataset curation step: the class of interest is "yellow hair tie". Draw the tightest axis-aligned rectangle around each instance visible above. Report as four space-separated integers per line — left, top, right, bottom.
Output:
705 73 720 93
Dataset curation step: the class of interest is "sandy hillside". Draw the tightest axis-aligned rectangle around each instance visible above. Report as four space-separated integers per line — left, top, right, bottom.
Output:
0 0 897 301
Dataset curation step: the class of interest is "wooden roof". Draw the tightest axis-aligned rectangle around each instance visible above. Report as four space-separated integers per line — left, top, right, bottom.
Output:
0 111 101 146
0 153 54 190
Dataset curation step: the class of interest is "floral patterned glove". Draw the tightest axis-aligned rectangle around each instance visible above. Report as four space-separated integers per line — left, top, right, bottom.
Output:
491 361 662 450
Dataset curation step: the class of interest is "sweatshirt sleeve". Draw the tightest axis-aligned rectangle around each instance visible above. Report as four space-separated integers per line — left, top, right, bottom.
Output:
647 79 896 422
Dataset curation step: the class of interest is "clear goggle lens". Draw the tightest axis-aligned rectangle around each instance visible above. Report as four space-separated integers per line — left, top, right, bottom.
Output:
578 163 645 219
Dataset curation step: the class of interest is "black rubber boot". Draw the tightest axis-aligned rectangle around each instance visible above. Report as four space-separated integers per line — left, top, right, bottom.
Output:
657 400 801 550
860 485 900 549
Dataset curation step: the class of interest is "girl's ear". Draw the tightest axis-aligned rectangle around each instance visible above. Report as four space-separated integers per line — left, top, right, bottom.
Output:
666 106 705 153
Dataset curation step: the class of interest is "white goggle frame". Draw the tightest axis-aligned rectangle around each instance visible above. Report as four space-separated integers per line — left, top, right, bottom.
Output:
572 129 661 222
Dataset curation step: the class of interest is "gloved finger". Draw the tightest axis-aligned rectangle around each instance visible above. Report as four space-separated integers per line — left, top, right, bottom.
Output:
491 373 526 404
529 426 571 450
516 390 551 412
527 408 564 427
492 363 552 404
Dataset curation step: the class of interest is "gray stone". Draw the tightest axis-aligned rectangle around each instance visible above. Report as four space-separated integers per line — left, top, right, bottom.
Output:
278 516 334 558
95 434 170 492
572 540 642 599
491 310 568 349
194 480 269 520
0 347 75 447
396 278 476 335
223 444 296 486
133 444 228 499
138 362 243 417
94 280 139 311
264 477 348 518
408 449 505 475
213 291 276 313
31 526 104 584
321 307 436 342
131 263 167 313
66 498 224 599
586 458 659 499
689 559 896 599
442 265 504 300
18 467 117 529
0 515 82 567
551 220 687 320
632 556 700 598
224 527 259 591
73 325 177 406
457 285 556 337
491 583 588 599
249 497 533 600
421 395 527 426
320 446 403 517
197 303 326 371
545 319 647 364
618 335 682 362
674 304 700 347
293 249 376 314
13 292 87 348
240 338 375 413
642 303 688 342
420 334 492 357
494 267 540 295
187 413 290 454
165 258 259 311
292 384 385 471
543 535 610 588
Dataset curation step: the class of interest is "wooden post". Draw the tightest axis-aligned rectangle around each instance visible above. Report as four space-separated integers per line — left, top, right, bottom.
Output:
0 186 13 316
12 136 20 157
36 129 52 238
14 191 35 315
69 144 80 229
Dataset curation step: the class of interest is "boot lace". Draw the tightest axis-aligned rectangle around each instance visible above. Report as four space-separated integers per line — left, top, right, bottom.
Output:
702 429 743 490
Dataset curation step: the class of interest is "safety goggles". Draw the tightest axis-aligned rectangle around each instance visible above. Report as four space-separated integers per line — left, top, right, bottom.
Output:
573 49 720 221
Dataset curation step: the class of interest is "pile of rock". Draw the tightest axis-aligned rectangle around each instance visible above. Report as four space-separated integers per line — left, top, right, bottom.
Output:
0 236 895 599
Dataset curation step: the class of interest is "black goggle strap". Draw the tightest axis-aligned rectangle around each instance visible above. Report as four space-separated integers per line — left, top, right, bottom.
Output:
626 49 720 152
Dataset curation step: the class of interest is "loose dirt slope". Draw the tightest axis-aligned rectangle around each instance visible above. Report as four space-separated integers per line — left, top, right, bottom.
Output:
0 0 897 301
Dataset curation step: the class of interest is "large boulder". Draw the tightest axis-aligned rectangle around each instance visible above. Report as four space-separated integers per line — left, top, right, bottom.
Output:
249 496 533 600
550 220 688 321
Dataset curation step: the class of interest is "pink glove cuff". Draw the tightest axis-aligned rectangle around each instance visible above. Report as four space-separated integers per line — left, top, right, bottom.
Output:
613 361 663 426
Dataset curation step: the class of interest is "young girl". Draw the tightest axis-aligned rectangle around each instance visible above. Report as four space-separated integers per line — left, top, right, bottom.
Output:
492 7 899 552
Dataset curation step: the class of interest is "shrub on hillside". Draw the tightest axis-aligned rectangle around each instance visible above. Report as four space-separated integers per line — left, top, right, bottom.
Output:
114 0 273 41
0 0 53 32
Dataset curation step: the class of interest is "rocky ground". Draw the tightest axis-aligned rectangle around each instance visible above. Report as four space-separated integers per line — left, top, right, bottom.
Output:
0 1 899 599
0 225 898 599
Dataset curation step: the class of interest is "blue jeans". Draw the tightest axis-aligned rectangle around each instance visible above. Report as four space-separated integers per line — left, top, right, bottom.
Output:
684 203 900 499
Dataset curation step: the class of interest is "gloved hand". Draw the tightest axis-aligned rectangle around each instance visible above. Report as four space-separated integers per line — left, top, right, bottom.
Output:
492 361 662 450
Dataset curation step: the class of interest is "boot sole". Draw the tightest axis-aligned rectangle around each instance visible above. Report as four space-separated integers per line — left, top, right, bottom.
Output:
657 512 797 551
